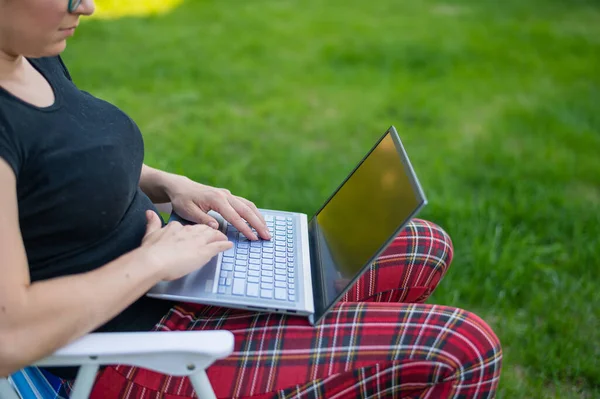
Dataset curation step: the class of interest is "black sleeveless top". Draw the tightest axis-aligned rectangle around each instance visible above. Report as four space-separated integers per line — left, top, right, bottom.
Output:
0 56 173 376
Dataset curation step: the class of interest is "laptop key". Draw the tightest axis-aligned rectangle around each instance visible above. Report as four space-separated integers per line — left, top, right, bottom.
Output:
219 277 226 286
261 289 273 299
248 276 260 283
223 247 235 258
225 278 232 286
218 286 226 294
289 294 296 302
222 263 234 271
275 275 286 282
247 283 259 297
232 279 245 295
261 276 274 283
262 282 274 290
234 272 245 278
275 288 287 300
275 281 286 288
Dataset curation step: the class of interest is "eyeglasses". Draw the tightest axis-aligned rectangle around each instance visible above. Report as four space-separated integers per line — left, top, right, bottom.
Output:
68 0 82 13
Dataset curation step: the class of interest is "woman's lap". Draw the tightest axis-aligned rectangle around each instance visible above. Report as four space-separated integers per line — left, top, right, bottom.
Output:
88 219 502 399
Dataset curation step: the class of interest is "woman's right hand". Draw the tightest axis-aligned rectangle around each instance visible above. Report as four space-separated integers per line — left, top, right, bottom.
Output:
140 210 233 281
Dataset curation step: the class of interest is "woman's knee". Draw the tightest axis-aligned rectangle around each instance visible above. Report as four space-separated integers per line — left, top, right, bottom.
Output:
407 218 454 272
442 308 503 396
382 219 454 290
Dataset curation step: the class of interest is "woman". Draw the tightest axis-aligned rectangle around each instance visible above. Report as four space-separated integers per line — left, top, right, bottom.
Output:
0 0 503 398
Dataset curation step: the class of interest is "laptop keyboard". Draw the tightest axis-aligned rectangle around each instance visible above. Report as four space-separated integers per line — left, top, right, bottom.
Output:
217 215 297 302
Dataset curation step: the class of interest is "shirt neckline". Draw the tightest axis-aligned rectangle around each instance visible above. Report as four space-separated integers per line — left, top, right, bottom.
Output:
0 57 63 113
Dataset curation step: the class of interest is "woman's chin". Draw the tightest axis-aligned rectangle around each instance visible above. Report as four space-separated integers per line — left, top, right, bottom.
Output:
39 41 67 58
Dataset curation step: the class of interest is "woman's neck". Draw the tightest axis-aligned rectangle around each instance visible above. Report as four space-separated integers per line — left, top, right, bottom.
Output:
0 49 24 80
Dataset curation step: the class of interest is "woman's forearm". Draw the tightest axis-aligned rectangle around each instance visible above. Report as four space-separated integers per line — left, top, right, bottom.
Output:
139 164 183 204
0 248 162 377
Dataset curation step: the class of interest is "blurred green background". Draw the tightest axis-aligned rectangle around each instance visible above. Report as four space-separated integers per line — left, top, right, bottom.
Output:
63 0 600 397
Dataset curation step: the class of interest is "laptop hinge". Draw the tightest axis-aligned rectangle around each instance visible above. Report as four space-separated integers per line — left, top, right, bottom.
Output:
308 218 327 322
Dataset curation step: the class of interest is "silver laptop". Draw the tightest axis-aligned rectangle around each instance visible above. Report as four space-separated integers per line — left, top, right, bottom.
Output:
147 126 427 326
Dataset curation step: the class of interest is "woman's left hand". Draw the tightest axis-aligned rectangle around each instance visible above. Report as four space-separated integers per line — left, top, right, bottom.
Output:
166 175 271 241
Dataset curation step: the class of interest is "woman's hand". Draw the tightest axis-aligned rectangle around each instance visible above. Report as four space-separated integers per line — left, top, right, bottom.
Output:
165 175 271 241
140 211 233 281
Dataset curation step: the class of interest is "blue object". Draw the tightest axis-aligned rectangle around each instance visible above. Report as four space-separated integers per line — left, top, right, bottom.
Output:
9 367 69 399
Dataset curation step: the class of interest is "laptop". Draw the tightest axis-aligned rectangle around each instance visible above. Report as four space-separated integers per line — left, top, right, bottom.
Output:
147 126 427 326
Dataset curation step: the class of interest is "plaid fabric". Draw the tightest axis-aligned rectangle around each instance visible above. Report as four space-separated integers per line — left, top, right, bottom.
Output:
55 219 501 398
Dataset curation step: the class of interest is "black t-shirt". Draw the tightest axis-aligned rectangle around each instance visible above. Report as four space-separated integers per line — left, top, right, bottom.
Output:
0 56 174 376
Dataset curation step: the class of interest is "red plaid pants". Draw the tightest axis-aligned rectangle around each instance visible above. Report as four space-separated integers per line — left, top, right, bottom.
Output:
86 219 502 398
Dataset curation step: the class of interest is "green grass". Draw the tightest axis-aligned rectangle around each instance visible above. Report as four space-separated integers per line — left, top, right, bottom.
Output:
63 0 600 397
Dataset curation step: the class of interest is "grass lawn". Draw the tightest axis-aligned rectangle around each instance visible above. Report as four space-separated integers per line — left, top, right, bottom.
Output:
63 0 600 397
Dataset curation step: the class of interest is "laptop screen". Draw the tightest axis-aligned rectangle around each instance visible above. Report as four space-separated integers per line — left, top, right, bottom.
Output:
310 127 426 322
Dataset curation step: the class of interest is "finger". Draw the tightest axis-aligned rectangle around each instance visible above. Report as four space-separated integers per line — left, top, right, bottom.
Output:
180 202 220 229
216 202 258 241
236 196 271 239
144 211 162 236
196 225 228 243
204 240 234 257
236 196 265 224
229 197 270 240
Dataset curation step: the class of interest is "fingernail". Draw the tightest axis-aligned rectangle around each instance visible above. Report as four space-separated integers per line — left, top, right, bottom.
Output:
209 222 219 229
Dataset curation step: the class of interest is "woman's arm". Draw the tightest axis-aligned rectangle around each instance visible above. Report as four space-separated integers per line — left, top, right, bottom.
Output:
0 160 164 377
0 160 230 377
139 164 185 204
